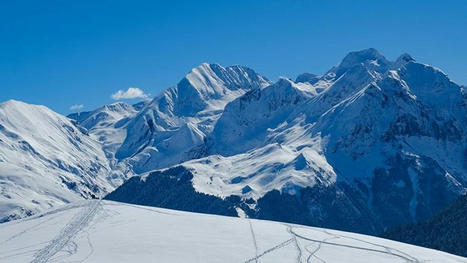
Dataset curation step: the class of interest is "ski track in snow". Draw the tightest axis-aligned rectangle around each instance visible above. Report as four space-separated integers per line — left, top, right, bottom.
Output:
286 225 303 263
247 219 258 263
286 225 421 263
0 203 87 246
326 230 421 263
79 230 96 263
244 238 295 263
305 236 337 263
30 200 102 263
243 222 425 263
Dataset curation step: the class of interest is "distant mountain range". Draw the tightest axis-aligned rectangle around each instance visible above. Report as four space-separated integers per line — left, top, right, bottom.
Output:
1 49 466 240
106 48 467 235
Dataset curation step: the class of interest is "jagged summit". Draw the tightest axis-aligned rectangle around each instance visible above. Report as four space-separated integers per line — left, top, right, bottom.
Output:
180 63 270 102
185 62 270 87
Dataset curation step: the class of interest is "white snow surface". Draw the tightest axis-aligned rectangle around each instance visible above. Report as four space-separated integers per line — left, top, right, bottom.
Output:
0 200 464 263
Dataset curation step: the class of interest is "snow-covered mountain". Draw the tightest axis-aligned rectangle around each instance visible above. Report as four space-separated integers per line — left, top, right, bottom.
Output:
115 63 270 173
1 200 465 263
107 49 467 234
0 100 120 223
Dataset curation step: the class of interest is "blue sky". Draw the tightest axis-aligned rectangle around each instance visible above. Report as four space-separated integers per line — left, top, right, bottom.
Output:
1 0 467 114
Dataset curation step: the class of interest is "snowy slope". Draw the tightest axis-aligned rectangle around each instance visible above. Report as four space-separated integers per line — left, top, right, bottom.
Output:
108 49 467 234
0 200 465 263
0 100 118 223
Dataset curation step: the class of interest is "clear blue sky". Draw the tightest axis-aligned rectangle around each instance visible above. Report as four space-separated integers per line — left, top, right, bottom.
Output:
2 0 467 114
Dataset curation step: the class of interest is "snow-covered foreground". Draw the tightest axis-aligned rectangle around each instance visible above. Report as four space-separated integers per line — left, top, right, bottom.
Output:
0 200 464 263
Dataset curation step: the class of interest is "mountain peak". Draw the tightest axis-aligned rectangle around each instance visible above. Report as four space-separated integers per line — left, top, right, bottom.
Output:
179 62 270 103
186 63 268 85
348 47 381 57
338 48 387 69
0 100 50 115
296 73 320 84
103 102 132 112
397 53 415 63
1 99 29 108
189 62 220 74
393 53 415 68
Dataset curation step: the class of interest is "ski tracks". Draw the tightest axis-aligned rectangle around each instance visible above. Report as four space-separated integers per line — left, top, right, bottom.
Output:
244 238 295 263
286 225 421 263
286 225 302 263
248 220 259 263
31 200 102 263
243 223 299 263
305 236 337 263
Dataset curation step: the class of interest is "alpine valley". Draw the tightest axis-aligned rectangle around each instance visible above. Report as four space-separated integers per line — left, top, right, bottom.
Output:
1 48 466 243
